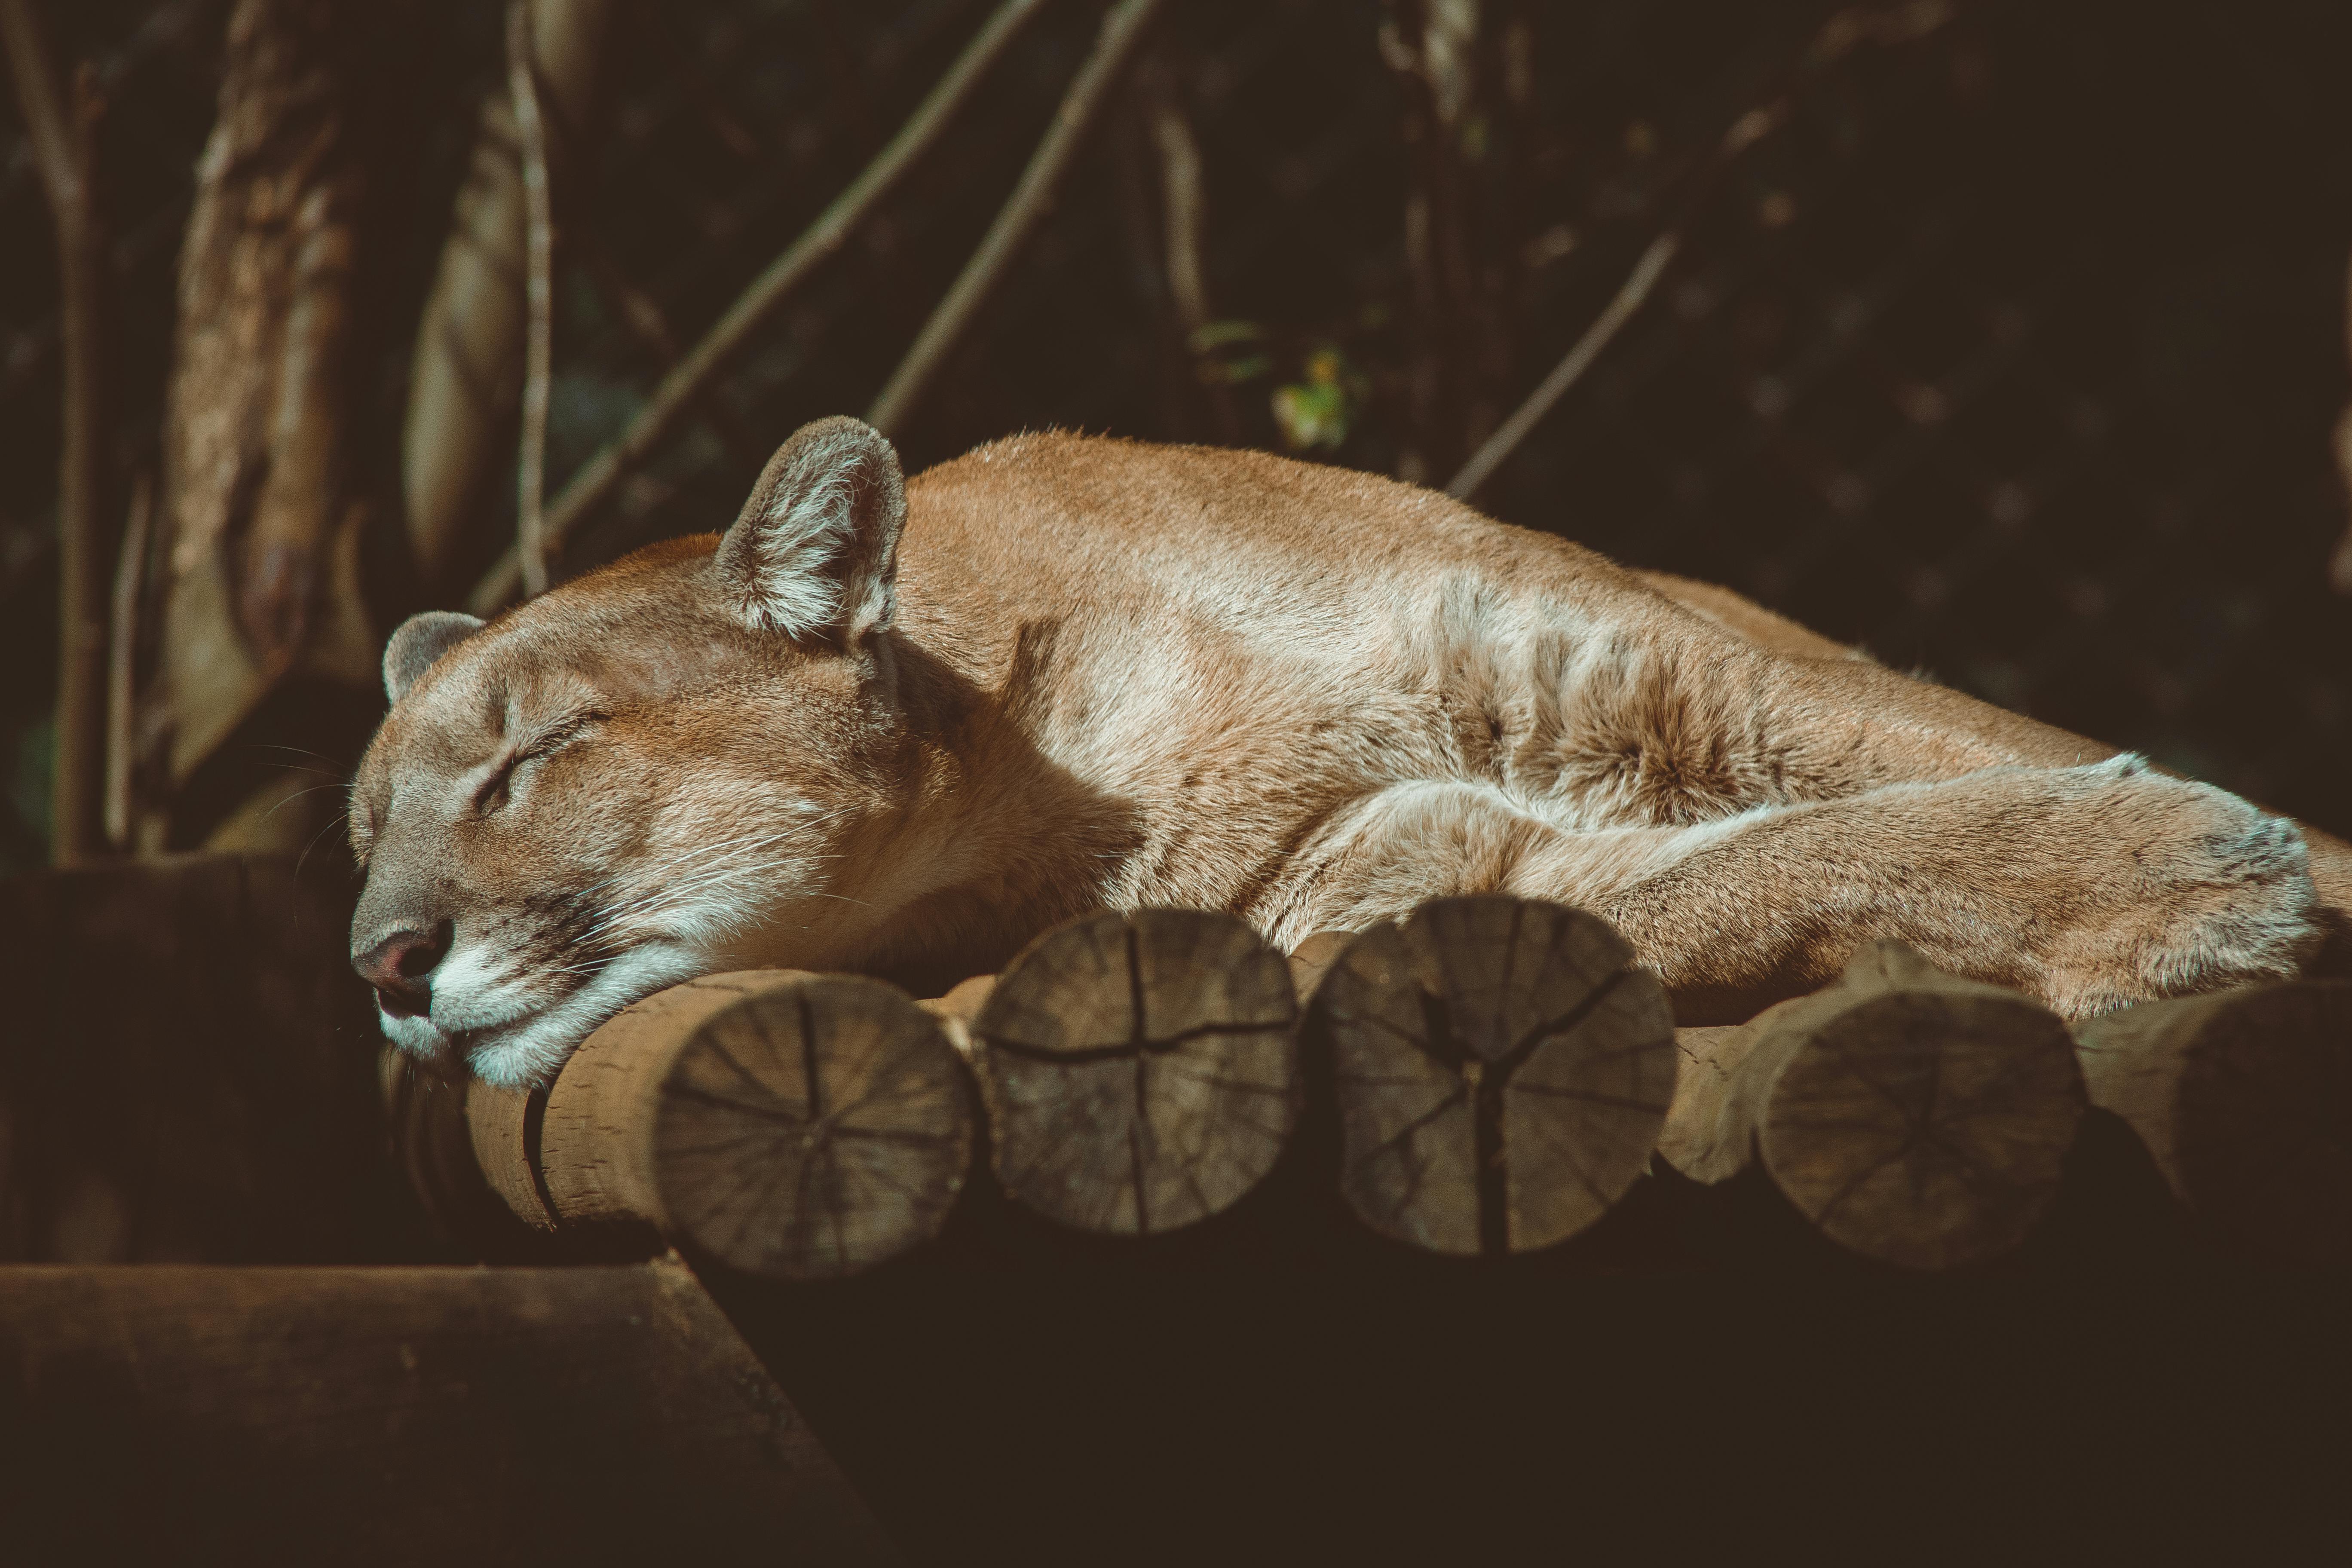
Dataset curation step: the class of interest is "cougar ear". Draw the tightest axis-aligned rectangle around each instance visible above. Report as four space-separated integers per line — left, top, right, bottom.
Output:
383 611 486 704
713 416 906 642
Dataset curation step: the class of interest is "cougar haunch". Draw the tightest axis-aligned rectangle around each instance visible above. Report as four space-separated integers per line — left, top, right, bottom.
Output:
349 418 2349 1087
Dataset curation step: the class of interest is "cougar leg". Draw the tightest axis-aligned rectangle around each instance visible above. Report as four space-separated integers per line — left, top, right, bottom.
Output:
1559 584 2352 961
1266 760 2320 1023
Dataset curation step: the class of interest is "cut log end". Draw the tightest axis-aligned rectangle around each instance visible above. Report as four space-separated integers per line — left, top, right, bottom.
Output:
653 974 977 1279
531 971 976 1280
1761 979 2085 1271
2076 980 2352 1265
1312 895 1676 1257
972 908 1301 1235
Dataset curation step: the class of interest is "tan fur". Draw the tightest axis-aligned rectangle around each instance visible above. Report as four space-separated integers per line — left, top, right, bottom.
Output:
351 421 2348 1085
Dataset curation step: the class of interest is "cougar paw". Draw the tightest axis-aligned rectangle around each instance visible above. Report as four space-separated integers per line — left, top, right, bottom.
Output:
2042 755 2320 1016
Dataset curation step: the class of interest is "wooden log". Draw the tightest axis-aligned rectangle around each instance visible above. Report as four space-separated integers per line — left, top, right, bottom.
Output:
1656 941 2087 1269
966 907 1301 1234
1286 928 1357 1003
454 971 977 1280
2073 980 2352 1265
0 1256 896 1564
1306 896 1677 1256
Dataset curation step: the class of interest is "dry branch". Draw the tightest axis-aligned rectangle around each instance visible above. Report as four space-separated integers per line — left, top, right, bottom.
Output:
1656 940 2086 1269
1131 50 1239 442
2 0 111 863
1446 0 1956 501
2331 245 2352 595
468 0 1053 615
867 0 1168 438
1307 897 1675 1257
101 472 149 851
507 1 555 598
1385 0 1519 482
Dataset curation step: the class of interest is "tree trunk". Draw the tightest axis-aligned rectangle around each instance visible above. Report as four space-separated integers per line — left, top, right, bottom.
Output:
152 0 396 843
0 1258 897 1563
2331 243 2352 594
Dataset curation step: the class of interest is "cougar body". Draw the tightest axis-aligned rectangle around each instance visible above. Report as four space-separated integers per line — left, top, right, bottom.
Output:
351 420 2348 1086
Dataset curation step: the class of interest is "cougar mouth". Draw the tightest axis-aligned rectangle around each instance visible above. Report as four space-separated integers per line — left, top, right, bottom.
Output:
396 937 709 1089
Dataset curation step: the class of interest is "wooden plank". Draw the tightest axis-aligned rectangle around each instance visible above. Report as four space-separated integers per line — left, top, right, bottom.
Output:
0 1256 897 1564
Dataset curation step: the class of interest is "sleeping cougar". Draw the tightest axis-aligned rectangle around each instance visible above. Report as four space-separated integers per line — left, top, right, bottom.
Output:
349 417 2350 1087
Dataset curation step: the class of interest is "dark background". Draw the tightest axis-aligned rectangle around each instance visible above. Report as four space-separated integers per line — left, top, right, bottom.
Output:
3 0 2349 872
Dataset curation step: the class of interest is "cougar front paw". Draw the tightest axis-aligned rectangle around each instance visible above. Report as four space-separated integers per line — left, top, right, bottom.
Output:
2038 755 2320 1016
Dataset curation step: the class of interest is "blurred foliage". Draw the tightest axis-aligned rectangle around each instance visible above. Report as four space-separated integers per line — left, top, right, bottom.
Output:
1272 346 1368 450
3 0 2351 874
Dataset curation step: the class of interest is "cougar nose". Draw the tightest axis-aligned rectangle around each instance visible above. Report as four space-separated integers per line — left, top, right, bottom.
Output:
354 920 452 1019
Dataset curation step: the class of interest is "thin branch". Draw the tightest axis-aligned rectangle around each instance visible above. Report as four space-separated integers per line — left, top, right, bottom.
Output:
1133 49 1237 442
1145 68 1210 336
573 233 771 471
2334 251 2352 596
468 0 1053 616
1445 231 1678 501
104 470 150 852
1446 0 1957 502
2 0 112 864
867 0 1168 438
508 3 555 598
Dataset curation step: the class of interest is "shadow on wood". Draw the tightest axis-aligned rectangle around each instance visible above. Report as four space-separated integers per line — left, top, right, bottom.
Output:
1657 940 2087 1269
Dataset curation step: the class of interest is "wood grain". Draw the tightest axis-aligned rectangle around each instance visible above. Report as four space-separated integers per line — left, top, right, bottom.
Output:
548 971 977 1278
1310 896 1675 1256
971 907 1301 1234
1657 941 2087 1269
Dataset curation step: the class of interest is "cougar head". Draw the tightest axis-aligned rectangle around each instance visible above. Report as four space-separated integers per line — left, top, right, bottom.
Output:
349 417 916 1087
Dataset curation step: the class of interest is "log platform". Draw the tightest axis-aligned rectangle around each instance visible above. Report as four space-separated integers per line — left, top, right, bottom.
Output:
381 903 2347 1277
4 858 2348 1558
